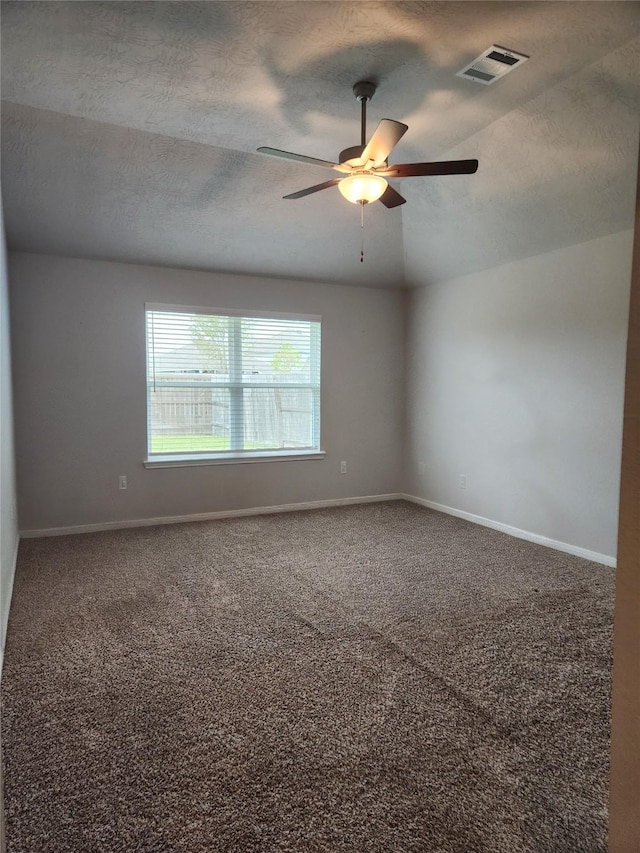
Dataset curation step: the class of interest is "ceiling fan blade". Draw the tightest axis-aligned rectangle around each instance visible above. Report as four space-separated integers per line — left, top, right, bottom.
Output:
283 178 341 200
361 119 409 168
257 146 347 172
379 159 479 178
379 185 406 209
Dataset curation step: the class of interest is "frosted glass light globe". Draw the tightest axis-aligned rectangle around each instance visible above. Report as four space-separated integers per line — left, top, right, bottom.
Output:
338 173 388 204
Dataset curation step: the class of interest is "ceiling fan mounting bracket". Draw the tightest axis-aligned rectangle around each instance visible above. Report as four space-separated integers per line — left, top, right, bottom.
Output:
353 81 376 103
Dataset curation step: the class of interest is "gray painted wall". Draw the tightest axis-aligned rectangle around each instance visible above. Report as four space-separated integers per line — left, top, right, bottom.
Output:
8 253 405 532
405 230 634 561
8 230 633 559
1 198 18 668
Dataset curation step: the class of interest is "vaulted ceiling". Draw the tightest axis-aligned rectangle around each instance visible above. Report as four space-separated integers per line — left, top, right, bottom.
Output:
1 1 638 288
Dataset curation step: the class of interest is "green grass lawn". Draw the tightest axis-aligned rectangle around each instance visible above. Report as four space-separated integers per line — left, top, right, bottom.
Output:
151 435 230 453
151 435 268 453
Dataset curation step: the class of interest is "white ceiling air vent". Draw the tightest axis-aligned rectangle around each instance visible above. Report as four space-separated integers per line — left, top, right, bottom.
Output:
456 46 529 85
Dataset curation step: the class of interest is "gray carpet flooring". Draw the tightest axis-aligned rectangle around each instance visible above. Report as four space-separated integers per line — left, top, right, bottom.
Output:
1 501 614 852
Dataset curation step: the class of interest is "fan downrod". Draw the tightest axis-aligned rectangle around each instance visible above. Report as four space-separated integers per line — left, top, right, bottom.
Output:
348 81 377 155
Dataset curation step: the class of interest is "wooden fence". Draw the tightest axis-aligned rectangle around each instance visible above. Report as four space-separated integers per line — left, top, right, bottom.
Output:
149 372 316 449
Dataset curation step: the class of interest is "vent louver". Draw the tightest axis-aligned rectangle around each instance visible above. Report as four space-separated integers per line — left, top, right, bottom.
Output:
456 45 528 86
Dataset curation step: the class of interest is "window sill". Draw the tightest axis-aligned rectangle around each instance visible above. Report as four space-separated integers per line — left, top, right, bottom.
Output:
144 450 326 469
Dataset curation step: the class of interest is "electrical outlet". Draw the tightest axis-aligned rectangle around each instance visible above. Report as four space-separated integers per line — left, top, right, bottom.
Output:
119 475 127 490
459 473 467 490
340 461 347 474
9 501 16 520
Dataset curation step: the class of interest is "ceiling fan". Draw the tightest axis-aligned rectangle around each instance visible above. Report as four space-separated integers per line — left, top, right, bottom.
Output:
257 81 478 208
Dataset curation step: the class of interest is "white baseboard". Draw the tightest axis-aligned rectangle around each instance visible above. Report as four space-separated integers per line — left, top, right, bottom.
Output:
0 534 20 679
19 493 404 539
19 493 617 568
402 494 616 568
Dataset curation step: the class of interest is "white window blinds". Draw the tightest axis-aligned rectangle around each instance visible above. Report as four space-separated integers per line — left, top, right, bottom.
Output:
146 306 321 458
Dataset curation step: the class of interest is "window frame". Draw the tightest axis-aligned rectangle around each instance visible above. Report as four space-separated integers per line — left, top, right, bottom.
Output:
144 303 324 467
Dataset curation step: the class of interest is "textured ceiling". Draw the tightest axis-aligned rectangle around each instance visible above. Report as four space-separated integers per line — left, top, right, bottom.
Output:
1 1 639 288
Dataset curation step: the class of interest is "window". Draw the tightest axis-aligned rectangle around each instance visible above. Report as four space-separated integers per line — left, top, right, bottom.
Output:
145 304 322 465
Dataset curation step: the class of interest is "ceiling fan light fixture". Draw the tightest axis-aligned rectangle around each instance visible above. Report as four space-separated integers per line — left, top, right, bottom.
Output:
258 80 478 210
338 173 388 204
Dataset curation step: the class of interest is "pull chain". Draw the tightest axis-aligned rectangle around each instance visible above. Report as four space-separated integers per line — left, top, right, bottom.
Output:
360 200 365 262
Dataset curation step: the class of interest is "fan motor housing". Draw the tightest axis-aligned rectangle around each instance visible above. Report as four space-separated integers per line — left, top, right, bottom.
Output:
339 144 388 169
339 145 364 166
